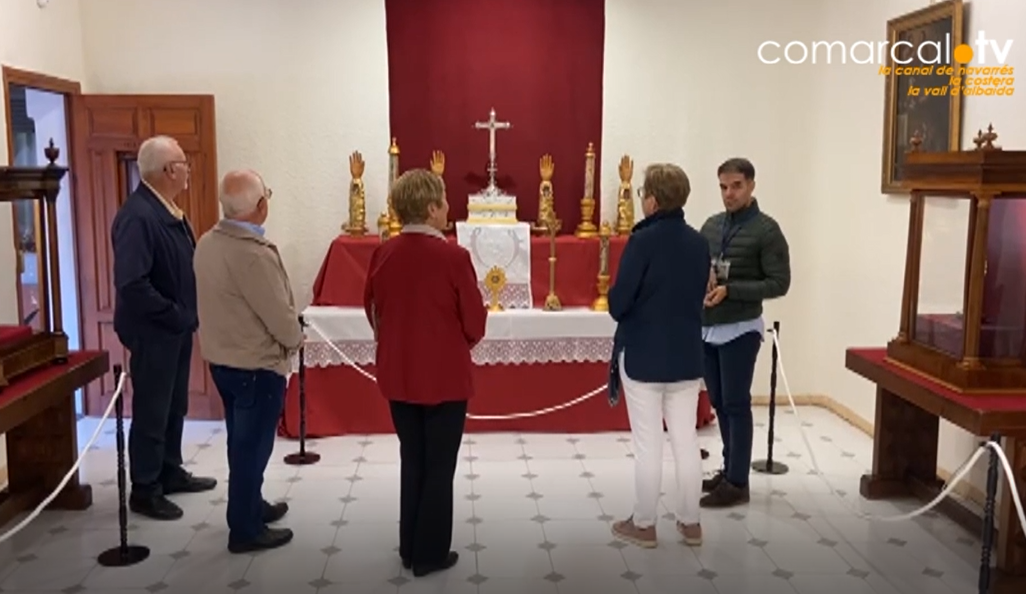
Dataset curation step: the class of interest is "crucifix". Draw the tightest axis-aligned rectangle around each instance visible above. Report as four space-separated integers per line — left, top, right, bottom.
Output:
474 107 511 191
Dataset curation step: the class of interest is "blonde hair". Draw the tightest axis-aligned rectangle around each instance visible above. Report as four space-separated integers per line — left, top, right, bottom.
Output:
391 169 445 225
642 163 691 210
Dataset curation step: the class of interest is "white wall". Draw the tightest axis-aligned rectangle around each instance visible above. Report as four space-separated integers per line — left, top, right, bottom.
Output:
78 0 392 308
2 0 1022 493
0 0 88 487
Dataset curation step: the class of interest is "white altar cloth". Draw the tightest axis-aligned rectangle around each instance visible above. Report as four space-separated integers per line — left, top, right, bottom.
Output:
300 306 614 368
455 221 533 309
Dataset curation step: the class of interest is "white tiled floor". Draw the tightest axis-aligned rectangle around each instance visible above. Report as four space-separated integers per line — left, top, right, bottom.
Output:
0 406 988 594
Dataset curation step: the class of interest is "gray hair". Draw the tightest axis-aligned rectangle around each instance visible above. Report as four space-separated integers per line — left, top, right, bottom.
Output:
219 170 265 218
137 136 181 178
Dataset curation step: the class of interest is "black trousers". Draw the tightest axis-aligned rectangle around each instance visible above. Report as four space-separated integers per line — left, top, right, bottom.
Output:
127 332 193 497
389 399 467 566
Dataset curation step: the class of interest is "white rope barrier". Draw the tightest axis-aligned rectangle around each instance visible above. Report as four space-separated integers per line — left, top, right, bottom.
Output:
769 329 1026 534
0 371 129 545
303 321 1026 534
305 321 607 420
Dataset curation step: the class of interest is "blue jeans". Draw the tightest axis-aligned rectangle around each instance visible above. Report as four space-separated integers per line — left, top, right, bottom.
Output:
703 331 762 487
209 365 285 543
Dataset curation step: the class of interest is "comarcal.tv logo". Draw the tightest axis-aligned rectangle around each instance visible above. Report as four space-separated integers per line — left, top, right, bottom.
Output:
758 31 1015 96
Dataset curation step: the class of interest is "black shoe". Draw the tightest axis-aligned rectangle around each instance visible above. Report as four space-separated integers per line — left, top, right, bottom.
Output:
228 527 294 554
699 481 751 509
412 551 459 577
700 448 710 460
129 494 183 521
701 471 724 493
263 500 288 524
163 471 218 495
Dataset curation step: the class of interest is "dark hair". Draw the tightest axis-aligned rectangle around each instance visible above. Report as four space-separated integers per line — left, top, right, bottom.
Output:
717 158 755 181
642 163 691 210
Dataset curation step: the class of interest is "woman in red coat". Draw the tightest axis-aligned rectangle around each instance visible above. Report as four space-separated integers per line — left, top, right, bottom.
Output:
363 168 487 578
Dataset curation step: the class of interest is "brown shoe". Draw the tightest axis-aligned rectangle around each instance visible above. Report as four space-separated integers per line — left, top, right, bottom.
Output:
701 472 724 493
677 522 702 546
699 481 750 509
611 516 657 549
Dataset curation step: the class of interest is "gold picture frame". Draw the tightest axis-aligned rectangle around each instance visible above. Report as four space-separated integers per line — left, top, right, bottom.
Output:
881 0 964 194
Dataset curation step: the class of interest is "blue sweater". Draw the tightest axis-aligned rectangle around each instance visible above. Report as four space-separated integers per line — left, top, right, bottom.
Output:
111 184 198 345
608 209 710 389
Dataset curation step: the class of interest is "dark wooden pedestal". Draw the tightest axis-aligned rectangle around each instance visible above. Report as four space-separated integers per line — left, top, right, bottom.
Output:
847 348 1026 594
0 351 109 528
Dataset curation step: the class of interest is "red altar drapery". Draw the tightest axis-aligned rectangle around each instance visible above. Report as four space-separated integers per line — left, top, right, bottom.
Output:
384 0 606 230
311 235 626 308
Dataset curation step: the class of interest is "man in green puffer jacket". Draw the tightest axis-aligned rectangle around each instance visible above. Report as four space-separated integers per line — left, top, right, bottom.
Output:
698 158 791 509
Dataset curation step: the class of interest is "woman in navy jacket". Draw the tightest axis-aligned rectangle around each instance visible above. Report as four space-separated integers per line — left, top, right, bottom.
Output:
607 163 710 549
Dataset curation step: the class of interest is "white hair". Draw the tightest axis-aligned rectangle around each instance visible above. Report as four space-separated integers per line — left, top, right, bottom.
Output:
137 136 180 178
218 170 264 219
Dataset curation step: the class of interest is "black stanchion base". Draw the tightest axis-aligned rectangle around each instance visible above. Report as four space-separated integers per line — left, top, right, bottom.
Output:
98 544 150 567
284 451 321 465
751 459 789 475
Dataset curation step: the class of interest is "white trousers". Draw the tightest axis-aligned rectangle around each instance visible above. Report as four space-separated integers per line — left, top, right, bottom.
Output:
620 351 702 528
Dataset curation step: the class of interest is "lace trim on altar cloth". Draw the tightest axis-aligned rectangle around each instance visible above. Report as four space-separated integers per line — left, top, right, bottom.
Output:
298 337 614 370
478 282 533 310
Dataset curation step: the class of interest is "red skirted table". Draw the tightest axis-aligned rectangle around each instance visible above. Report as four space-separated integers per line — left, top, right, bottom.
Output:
281 306 716 437
311 234 627 309
846 348 1026 593
0 350 109 528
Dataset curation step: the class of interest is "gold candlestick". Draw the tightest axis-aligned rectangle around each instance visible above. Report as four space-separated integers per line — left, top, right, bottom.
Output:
592 221 613 311
343 151 369 236
386 138 402 238
575 142 598 238
615 155 635 235
376 211 389 241
543 217 562 311
484 266 507 312
534 154 560 234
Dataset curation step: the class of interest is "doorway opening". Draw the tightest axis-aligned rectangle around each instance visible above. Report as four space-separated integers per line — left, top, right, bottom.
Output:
3 72 83 414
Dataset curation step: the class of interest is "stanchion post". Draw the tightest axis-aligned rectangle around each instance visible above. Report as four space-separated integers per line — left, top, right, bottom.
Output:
752 321 788 475
285 315 320 465
978 433 1001 594
98 364 150 567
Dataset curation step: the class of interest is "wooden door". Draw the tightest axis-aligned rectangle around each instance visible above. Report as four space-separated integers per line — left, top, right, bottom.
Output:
71 94 223 420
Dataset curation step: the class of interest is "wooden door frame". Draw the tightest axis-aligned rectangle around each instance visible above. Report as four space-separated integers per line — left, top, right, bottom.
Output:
2 66 82 331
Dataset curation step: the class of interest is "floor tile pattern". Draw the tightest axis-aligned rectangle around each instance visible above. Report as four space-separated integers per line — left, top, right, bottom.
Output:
0 407 986 593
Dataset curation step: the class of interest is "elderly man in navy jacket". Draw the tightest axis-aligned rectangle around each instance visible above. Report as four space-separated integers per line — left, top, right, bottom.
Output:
111 135 217 521
607 163 710 549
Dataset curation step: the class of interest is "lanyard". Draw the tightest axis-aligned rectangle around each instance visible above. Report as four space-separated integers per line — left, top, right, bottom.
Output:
720 219 743 258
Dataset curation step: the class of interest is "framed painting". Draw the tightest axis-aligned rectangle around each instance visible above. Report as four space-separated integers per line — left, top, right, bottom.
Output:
881 0 964 194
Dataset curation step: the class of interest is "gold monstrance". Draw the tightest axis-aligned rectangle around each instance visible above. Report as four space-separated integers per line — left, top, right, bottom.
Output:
615 155 635 235
592 221 613 311
386 138 402 239
484 266 507 312
429 150 454 231
575 142 598 238
534 154 560 234
542 214 562 311
343 151 368 235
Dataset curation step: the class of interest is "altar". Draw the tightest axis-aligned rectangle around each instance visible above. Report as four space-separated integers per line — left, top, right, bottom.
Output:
280 306 715 437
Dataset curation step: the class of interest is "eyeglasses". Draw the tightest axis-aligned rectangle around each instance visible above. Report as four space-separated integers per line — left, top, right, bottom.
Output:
263 187 273 201
636 187 648 199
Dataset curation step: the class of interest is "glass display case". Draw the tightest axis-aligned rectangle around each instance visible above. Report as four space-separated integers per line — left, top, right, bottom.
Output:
887 125 1026 392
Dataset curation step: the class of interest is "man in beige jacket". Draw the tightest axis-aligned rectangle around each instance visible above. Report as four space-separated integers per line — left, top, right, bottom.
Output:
194 169 304 554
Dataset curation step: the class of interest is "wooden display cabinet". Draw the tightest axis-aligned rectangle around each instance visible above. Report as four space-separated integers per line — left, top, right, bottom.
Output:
887 125 1026 392
0 140 70 388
